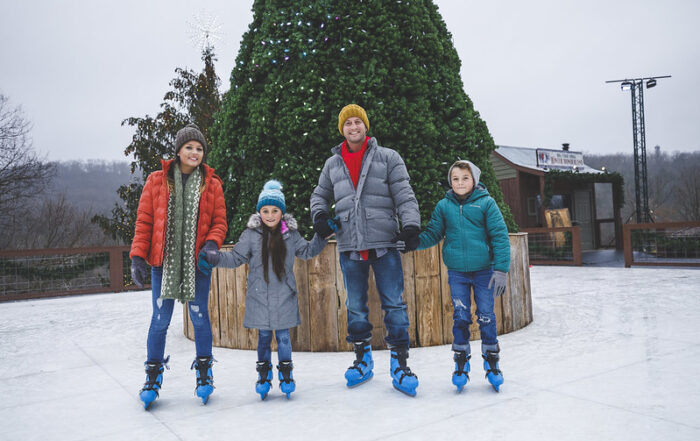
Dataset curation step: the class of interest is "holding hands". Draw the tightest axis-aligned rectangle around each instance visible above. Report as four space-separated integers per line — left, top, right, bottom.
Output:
313 213 341 239
197 241 221 276
392 225 420 253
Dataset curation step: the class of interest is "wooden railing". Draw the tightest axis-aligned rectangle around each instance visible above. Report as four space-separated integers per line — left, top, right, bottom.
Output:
623 222 700 268
184 233 533 352
520 227 582 266
0 246 147 301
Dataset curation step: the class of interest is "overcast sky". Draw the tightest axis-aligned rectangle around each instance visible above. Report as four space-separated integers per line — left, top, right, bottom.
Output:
1 0 698 163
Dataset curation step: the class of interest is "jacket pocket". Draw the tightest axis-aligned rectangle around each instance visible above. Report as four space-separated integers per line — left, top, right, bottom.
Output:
365 208 399 244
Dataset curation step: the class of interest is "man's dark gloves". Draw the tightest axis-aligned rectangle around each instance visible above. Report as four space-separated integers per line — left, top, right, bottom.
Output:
314 213 341 239
197 241 220 276
130 256 149 288
392 226 421 253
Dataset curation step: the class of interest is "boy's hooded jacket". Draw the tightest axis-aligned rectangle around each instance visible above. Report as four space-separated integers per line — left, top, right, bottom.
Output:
130 159 227 266
418 161 510 273
217 213 327 330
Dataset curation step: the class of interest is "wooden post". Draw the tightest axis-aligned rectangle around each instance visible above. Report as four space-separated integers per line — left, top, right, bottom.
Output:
109 249 123 292
571 226 582 266
623 224 633 268
308 246 340 351
413 246 443 347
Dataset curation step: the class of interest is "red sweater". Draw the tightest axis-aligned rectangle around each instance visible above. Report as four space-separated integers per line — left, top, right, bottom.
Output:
341 137 369 188
341 137 370 259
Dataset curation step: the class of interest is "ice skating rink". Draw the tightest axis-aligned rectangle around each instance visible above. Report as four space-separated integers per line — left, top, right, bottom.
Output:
1 265 699 441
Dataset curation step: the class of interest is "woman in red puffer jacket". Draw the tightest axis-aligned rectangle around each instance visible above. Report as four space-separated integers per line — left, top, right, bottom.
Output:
129 123 227 409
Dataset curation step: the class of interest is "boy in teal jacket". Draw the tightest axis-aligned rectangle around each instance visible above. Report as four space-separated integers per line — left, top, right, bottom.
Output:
418 160 510 392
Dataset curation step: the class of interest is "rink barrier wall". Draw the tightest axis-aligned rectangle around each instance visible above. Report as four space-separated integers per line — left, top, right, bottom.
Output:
184 233 533 352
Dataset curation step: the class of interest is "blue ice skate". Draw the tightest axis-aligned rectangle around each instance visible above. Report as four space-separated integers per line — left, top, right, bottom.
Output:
278 361 296 398
452 351 471 392
191 356 215 404
139 356 169 410
255 361 273 400
390 348 419 397
345 341 374 387
482 350 504 392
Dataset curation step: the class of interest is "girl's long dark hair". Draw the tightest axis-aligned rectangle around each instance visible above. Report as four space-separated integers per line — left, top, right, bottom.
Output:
261 222 287 283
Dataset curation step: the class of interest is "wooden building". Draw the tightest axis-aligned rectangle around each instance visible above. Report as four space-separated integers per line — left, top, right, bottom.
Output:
490 144 623 250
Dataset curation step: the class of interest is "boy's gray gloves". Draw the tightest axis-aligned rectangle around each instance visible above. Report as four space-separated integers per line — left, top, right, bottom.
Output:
130 256 149 288
488 270 508 297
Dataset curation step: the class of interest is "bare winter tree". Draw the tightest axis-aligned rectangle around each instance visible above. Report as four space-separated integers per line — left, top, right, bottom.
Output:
675 162 700 221
0 94 55 231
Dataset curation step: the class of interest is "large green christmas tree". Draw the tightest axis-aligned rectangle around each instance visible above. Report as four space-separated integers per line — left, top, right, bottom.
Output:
211 0 516 239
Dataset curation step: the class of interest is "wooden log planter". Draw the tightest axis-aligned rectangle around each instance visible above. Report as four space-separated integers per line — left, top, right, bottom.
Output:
185 233 532 351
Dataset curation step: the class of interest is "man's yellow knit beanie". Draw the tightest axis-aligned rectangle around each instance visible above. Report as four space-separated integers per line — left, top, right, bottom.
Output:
338 104 370 135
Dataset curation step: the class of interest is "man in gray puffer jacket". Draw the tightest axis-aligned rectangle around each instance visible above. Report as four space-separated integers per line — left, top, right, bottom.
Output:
310 104 421 396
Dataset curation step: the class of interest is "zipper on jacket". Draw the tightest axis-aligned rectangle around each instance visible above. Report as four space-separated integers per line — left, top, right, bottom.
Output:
460 203 467 271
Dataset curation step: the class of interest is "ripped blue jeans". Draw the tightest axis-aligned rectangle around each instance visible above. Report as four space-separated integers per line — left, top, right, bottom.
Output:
447 269 498 355
146 266 212 363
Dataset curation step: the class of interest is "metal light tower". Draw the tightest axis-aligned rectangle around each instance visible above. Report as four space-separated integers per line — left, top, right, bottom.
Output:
606 75 670 223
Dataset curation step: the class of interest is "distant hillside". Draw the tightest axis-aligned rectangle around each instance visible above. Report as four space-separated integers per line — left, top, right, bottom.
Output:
44 160 138 216
585 148 700 222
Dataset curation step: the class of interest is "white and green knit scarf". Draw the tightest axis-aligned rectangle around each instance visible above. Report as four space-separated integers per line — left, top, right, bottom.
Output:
161 165 202 303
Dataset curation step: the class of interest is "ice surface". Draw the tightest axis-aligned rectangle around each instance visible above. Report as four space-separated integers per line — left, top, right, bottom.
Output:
1 266 699 441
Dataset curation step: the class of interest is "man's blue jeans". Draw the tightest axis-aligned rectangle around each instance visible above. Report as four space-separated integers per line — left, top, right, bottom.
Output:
257 329 292 362
447 269 499 354
146 266 212 363
339 249 410 348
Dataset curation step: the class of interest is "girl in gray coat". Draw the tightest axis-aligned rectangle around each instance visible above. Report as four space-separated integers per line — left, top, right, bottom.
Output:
200 180 328 399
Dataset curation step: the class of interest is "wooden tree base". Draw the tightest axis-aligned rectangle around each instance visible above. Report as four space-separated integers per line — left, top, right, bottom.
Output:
184 234 532 351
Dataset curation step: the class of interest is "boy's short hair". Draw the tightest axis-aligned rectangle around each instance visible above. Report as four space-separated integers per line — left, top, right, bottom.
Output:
448 160 473 181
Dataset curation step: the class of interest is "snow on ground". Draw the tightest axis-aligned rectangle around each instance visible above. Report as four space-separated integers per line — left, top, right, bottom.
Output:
1 266 699 441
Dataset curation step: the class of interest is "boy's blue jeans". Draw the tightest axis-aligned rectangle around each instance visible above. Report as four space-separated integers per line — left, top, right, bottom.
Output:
257 329 292 362
339 249 410 348
146 266 213 363
447 269 499 354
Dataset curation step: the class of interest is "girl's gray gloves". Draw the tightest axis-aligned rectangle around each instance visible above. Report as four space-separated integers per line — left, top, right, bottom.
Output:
131 256 149 288
488 270 508 297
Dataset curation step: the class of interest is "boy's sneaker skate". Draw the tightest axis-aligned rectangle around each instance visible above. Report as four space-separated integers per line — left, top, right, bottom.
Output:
139 356 170 410
452 350 471 392
345 341 374 387
482 350 504 392
191 356 215 404
390 347 419 397
255 361 273 400
277 361 296 398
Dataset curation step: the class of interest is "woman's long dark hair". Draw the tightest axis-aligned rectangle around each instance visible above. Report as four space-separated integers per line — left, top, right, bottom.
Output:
261 221 287 283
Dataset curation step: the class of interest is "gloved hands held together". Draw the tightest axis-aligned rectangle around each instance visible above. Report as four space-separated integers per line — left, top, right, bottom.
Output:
198 241 220 276
392 225 420 253
313 213 341 239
